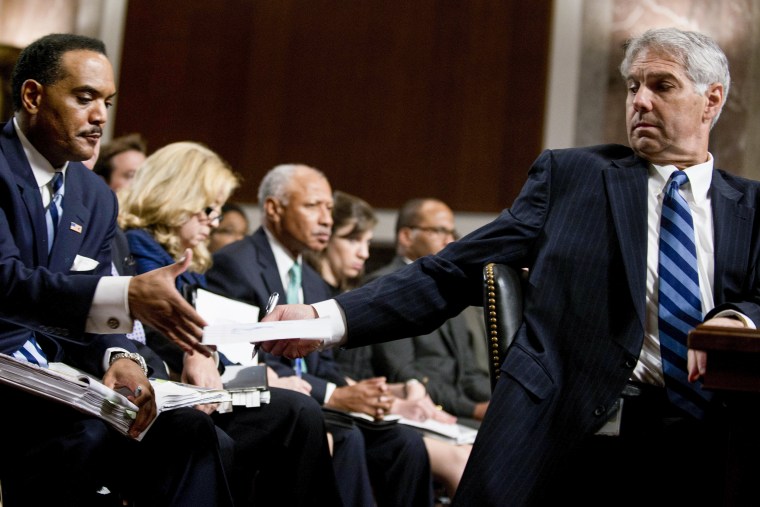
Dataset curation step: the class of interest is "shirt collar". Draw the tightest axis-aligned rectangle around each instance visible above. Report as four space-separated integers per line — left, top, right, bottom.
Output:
650 153 713 205
263 226 303 282
13 116 69 189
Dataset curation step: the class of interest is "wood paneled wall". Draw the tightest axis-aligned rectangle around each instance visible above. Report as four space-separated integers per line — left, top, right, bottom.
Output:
116 0 552 212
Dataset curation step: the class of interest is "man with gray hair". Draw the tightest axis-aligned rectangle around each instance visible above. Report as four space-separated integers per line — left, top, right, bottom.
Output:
208 163 433 507
258 28 760 505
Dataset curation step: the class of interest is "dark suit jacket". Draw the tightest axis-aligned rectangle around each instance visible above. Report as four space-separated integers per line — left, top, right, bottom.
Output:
0 120 138 375
0 136 101 337
207 227 344 402
334 144 760 505
363 256 490 417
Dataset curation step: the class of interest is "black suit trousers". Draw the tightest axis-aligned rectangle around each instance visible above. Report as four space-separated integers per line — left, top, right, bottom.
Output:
0 386 233 506
212 387 342 507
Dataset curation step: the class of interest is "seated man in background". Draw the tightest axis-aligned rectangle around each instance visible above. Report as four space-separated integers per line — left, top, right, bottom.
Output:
209 201 251 253
207 163 434 507
93 132 147 193
365 198 490 425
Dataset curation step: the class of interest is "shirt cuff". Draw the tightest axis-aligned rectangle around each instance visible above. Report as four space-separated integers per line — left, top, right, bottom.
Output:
102 346 131 372
712 309 757 329
323 381 337 404
86 276 134 334
312 299 347 347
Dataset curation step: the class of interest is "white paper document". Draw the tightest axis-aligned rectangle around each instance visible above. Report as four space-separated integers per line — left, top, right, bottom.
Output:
203 317 333 346
195 287 260 324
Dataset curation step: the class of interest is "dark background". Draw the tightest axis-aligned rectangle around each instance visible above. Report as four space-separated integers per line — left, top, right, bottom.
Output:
114 0 552 213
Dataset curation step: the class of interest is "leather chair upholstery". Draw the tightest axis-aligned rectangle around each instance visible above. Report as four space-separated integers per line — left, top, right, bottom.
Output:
482 263 523 391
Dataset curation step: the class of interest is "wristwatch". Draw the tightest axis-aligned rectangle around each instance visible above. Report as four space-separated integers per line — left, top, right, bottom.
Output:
109 351 148 377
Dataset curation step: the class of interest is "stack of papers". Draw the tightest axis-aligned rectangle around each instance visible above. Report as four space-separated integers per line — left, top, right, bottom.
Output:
150 379 232 410
0 354 138 437
0 354 234 439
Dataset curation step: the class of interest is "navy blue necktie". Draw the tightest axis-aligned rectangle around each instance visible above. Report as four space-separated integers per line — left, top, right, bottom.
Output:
658 170 712 419
46 171 64 253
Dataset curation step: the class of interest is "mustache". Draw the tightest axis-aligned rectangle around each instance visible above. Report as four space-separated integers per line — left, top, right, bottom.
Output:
80 127 103 137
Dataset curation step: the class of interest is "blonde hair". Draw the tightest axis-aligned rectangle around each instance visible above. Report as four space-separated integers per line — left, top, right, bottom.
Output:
119 142 240 273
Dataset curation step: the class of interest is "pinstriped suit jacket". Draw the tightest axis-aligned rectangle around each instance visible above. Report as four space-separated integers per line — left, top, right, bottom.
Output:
335 144 760 505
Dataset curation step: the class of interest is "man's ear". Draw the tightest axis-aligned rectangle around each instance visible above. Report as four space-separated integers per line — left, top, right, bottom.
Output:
263 197 280 223
703 82 724 123
20 79 43 113
397 227 413 249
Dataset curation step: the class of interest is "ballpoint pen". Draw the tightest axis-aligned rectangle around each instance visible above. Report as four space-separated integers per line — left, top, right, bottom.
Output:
252 292 279 361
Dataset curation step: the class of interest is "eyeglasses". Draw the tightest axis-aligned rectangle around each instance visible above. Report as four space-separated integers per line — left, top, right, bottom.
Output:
200 206 223 225
408 225 457 238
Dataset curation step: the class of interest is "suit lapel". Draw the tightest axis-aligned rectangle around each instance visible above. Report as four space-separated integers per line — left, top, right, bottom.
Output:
1 122 49 264
710 170 752 303
252 228 287 300
604 156 649 330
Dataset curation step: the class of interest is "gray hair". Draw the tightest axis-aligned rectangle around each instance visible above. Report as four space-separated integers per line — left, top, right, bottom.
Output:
257 163 326 212
619 27 730 127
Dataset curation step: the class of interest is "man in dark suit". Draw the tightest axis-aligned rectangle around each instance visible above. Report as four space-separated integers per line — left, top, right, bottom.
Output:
260 28 760 505
0 33 232 506
363 198 490 423
207 163 434 507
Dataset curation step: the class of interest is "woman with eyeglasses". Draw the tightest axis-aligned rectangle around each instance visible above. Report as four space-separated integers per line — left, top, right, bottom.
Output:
117 141 342 506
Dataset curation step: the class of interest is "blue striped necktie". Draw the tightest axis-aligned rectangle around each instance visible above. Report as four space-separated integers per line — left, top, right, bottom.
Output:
658 170 712 419
14 173 64 368
13 336 48 368
46 171 64 253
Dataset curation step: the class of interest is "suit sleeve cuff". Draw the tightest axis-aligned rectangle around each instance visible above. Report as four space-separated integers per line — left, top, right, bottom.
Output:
85 276 134 334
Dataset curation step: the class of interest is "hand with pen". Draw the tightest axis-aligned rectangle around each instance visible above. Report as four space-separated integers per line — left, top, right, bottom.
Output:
257 304 324 359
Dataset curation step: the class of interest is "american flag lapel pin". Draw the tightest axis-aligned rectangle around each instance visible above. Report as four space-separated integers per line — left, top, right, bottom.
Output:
70 222 83 233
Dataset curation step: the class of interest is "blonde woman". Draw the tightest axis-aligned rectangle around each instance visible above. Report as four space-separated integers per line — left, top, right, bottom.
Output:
119 142 341 506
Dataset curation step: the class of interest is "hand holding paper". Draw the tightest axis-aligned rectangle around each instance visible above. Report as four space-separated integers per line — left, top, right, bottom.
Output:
255 304 325 359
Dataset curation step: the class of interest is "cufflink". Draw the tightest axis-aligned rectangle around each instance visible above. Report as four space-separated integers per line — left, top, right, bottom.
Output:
107 317 120 329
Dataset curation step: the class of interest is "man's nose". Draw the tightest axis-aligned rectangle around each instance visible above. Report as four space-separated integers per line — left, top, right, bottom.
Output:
632 87 653 112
